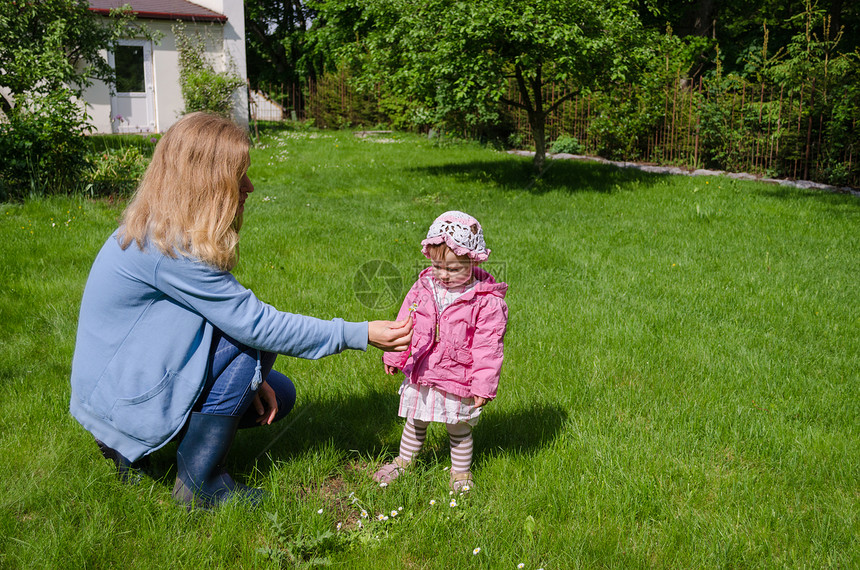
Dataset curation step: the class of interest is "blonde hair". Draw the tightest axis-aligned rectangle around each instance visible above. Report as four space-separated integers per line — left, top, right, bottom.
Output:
424 243 451 261
119 112 251 270
425 243 473 264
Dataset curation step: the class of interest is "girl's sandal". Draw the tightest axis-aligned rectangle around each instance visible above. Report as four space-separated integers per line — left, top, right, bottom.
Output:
450 470 474 493
373 456 409 485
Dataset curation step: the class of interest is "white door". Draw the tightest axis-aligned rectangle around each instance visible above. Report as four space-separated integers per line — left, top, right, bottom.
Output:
109 40 155 133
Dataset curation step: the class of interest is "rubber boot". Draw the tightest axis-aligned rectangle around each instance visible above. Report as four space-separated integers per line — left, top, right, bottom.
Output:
171 412 264 510
96 439 151 484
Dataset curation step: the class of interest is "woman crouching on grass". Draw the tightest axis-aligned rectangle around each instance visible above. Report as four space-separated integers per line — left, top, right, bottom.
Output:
69 112 412 510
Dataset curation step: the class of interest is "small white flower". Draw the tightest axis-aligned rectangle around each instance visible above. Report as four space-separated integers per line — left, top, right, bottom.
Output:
361 510 368 518
383 515 390 521
357 520 362 528
379 482 388 488
518 564 525 569
398 506 403 511
449 499 458 507
377 514 385 521
463 485 471 492
449 490 454 496
473 547 481 555
429 499 436 506
317 508 324 514
336 522 343 531
390 510 398 517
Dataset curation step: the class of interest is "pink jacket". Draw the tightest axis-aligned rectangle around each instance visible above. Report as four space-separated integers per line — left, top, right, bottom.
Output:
383 266 508 400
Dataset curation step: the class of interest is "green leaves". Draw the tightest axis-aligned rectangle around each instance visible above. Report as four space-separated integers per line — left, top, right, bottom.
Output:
0 0 153 197
316 0 646 170
173 24 245 118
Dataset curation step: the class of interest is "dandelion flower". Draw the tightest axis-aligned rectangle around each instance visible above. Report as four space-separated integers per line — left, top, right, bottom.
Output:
473 547 481 555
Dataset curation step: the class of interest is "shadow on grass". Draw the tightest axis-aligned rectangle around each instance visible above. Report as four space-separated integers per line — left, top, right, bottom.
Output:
750 183 860 212
229 390 568 475
409 156 666 194
475 402 568 456
233 387 403 469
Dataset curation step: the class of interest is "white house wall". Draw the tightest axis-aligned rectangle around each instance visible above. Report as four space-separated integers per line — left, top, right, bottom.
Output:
83 15 247 133
193 0 249 127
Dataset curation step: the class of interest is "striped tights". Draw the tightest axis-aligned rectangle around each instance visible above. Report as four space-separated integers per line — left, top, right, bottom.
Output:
398 418 474 473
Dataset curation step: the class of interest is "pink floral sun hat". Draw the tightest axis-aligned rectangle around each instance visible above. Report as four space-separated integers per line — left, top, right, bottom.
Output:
420 210 490 262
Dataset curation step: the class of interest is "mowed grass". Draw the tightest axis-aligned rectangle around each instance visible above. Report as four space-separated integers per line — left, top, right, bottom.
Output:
0 126 857 568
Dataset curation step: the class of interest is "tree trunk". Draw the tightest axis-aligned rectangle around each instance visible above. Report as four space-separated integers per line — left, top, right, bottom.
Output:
679 0 718 37
531 113 547 173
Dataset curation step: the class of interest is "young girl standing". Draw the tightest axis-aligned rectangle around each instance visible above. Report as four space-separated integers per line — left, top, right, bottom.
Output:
376 211 508 492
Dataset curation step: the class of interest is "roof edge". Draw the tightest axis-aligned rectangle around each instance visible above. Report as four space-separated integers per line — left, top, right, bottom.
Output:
89 7 227 23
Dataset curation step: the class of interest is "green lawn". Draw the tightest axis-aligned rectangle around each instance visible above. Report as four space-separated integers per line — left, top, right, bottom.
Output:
0 127 857 568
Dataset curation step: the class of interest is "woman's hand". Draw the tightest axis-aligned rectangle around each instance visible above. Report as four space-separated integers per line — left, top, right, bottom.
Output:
253 380 279 425
368 317 413 351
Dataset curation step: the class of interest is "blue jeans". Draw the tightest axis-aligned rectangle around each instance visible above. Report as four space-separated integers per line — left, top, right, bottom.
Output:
196 329 296 429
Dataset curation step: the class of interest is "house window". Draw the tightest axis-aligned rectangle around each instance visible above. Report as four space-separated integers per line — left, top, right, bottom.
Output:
115 44 145 93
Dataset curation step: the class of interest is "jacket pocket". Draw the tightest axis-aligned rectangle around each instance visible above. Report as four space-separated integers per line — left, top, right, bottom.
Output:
109 370 196 446
448 346 473 365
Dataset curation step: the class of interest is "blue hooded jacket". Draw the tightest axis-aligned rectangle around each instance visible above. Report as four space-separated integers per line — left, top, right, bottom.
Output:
70 231 367 461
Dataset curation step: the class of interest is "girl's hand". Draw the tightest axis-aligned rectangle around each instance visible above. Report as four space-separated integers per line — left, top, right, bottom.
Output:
473 396 488 408
384 364 400 375
253 381 279 425
368 317 413 351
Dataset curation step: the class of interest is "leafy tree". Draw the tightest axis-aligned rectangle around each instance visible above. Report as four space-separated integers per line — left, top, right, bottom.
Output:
320 0 648 171
245 0 328 111
0 0 141 197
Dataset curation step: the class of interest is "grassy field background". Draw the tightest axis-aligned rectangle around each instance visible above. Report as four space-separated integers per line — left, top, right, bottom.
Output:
0 127 857 568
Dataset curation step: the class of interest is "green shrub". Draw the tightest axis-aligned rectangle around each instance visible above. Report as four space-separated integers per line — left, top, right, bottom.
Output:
174 24 244 118
549 135 584 155
0 90 90 200
84 146 150 196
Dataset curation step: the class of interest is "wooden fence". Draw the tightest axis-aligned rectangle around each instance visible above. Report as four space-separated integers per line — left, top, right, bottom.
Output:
253 75 858 187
